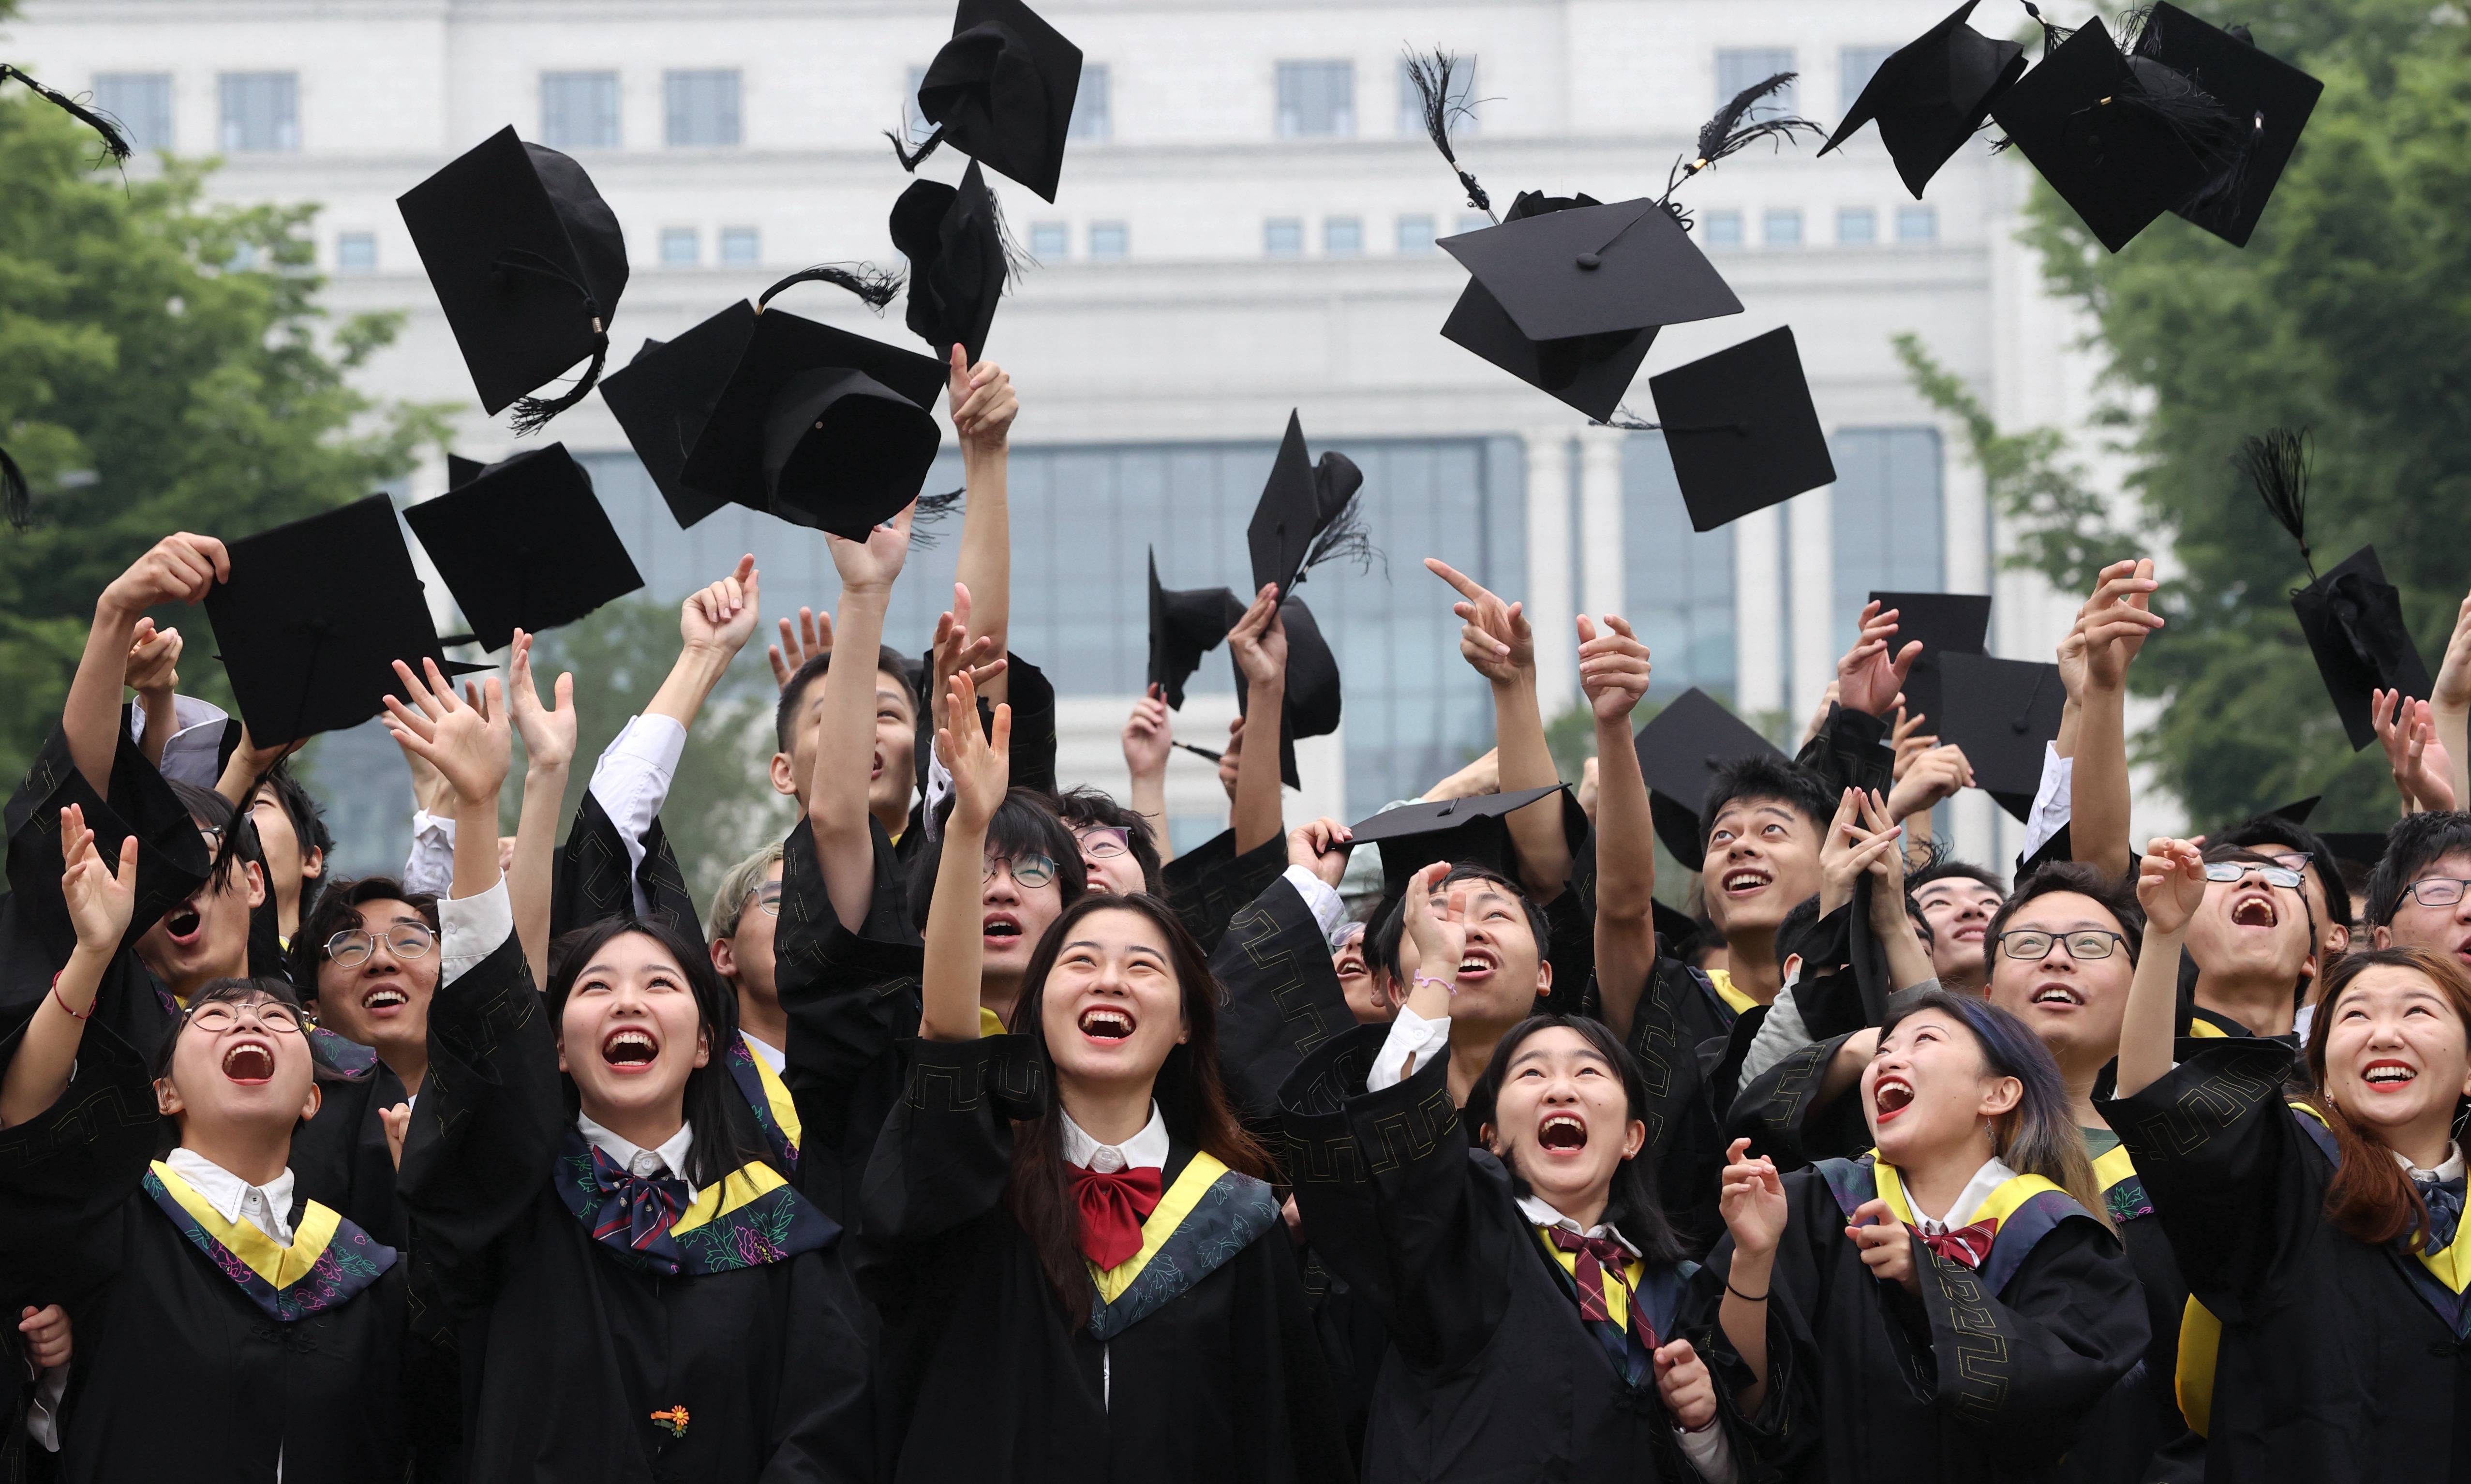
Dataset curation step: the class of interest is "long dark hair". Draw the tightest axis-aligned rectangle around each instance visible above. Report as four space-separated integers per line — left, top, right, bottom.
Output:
1466 1014 1685 1264
1002 892 1271 1316
2306 946 2471 1251
1879 989 2111 1231
543 916 776 1191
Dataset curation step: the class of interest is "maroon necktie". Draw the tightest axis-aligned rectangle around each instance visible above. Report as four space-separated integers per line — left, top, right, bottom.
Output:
1546 1225 1644 1333
1070 1165 1164 1271
1913 1217 1999 1269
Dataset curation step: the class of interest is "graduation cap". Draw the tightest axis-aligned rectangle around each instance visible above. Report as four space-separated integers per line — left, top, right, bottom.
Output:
1147 550 1243 711
204 495 488 748
1935 653 2065 819
890 160 1009 364
2269 795 2322 826
899 0 1083 203
1347 784 1568 901
1437 193 1743 422
1648 327 1837 533
2131 2 2322 247
402 444 644 653
2318 830 2391 874
1987 19 2221 253
1820 1 2027 198
399 126 629 429
1868 590 1992 728
1246 411 1369 602
1632 687 1788 872
1231 596 1341 791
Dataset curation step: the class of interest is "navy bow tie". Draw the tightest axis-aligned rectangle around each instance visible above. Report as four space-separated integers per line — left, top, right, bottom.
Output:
583 1145 692 1266
2414 1174 2464 1253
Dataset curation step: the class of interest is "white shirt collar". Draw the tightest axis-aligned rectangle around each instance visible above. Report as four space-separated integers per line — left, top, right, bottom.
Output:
740 1030 787 1075
2395 1141 2467 1184
1911 1156 2021 1234
1059 1103 1170 1173
164 1147 297 1247
1516 1193 1643 1258
576 1112 696 1183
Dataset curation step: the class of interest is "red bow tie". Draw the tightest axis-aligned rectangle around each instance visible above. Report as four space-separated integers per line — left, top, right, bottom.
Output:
1912 1217 1999 1270
1071 1165 1164 1272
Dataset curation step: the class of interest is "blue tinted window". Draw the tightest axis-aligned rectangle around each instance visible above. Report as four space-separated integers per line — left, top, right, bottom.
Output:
1829 427 1945 653
1622 432 1737 699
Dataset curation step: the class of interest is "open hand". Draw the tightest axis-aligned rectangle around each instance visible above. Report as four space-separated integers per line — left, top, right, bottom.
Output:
2374 690 2456 814
1819 788 1903 918
381 659 510 810
929 583 1007 736
1401 861 1469 998
59 804 136 954
935 668 1012 834
2078 558 2164 693
507 630 578 775
2136 836 2208 936
769 606 834 689
1836 602 1920 717
1718 1138 1787 1259
1428 558 1532 684
1886 743 1971 822
1577 614 1652 722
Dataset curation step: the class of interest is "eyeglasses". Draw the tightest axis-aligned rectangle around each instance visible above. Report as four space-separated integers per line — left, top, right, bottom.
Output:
1075 826 1131 861
1996 929 2127 963
2262 850 2314 874
2402 877 2471 908
985 852 1059 890
2203 861 2305 890
742 883 782 919
186 1000 303 1035
325 924 437 966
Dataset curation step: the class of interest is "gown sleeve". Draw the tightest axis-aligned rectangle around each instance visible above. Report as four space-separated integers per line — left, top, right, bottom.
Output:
1211 875 1357 1123
1162 829 1290 957
1614 952 1737 1250
0 1025 156 1300
1794 704 1893 797
761 1247 878 1484
1723 1030 1876 1172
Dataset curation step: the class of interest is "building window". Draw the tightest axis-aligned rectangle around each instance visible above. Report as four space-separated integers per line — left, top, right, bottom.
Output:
1762 209 1803 248
1715 49 1796 119
1897 205 1938 243
1396 56 1477 136
1324 217 1363 256
1839 45 1897 111
1029 222 1069 259
540 71 620 150
1087 221 1128 259
218 72 298 153
1070 64 1110 140
1264 217 1303 256
664 70 740 147
659 227 700 267
1836 207 1876 245
1702 210 1743 248
1623 432 1738 698
1830 428 1946 653
1396 214 1437 254
720 226 760 266
93 73 173 153
1276 60 1354 137
335 232 377 273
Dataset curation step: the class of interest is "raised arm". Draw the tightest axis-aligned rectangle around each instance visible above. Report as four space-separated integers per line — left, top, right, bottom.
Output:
1713 1137 1788 1421
947 348 1019 703
382 659 513 910
647 555 759 730
0 808 136 1127
2372 690 2456 816
1226 584 1288 857
809 507 915 932
1122 684 1175 867
921 670 1009 1042
2433 590 2471 813
506 632 575 983
2069 560 2164 880
71 534 228 797
2117 836 2206 1098
124 621 181 770
1429 558 1569 899
1580 613 1658 1040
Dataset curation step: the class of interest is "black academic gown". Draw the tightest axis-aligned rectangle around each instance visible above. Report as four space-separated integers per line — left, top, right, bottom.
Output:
551 790 703 940
1277 1026 1771 1483
397 932 872 1484
1613 948 1744 1254
853 1033 1350 1484
1700 1155 2147 1483
1162 829 1289 958
2098 1039 2471 1484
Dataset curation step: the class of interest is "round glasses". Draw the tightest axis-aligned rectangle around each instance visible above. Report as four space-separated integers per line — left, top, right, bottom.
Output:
2203 861 2304 890
1075 826 1131 861
743 884 782 918
2403 877 2471 908
325 924 437 967
1996 929 2126 963
985 852 1059 890
187 1000 303 1035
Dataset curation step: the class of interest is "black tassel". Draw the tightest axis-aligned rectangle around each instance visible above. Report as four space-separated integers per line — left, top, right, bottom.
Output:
905 488 967 549
1299 485 1381 583
1664 73 1824 200
1592 408 1663 432
886 123 947 173
2018 2 2077 57
758 263 904 313
0 65 133 163
508 338 606 437
979 180 1033 287
1403 49 1495 223
2236 427 2314 580
1172 740 1224 764
0 444 29 530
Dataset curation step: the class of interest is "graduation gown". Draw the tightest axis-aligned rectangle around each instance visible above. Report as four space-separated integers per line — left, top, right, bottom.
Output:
853 1032 1350 1484
397 931 872 1484
1614 948 1747 1254
551 789 703 940
1162 829 1288 957
1277 1025 1768 1483
1701 1153 2147 1483
2097 1039 2471 1483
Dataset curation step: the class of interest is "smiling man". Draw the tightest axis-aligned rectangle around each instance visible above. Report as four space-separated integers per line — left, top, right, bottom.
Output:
2176 844 2319 1040
1697 756 1838 1007
2364 812 2471 973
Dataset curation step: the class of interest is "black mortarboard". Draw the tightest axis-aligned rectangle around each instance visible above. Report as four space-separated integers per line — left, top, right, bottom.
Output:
205 495 485 747
1988 20 2213 253
2131 2 2322 247
909 0 1083 203
1348 784 1568 901
1438 193 1743 422
398 126 629 426
1935 653 2065 819
1649 327 1836 533
2292 545 2433 752
1231 595 1341 791
1246 411 1367 602
1868 590 1992 728
2319 831 2390 873
1822 1 2027 198
890 160 1008 363
1633 687 1788 872
402 444 644 652
2269 795 2322 826
1147 549 1243 711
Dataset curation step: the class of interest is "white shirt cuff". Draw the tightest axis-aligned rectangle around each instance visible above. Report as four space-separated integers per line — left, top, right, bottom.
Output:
440 877 514 987
1675 1419 1738 1484
403 811 458 897
1369 1006 1452 1092
1280 864 1348 948
2019 742 2075 864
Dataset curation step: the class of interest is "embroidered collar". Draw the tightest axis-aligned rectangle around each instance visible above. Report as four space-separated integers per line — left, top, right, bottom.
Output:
724 1033 802 1170
1085 1153 1279 1341
552 1128 837 1276
162 1148 296 1246
144 1161 396 1321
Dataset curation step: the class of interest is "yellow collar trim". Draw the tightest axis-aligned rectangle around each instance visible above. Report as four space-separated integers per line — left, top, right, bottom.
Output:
740 1033 803 1145
1872 1154 2063 1231
670 1160 789 1237
149 1160 339 1291
978 1005 1006 1039
2091 1143 2139 1193
2187 1017 2231 1040
2419 1230 2471 1293
1708 969 1759 1017
1090 1152 1230 1303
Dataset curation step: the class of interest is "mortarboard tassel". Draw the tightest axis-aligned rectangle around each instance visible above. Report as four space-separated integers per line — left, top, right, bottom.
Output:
757 263 905 313
1661 73 1823 218
906 487 967 549
507 338 605 437
0 444 30 531
1403 50 1495 224
886 122 948 174
2017 2 2078 58
979 178 1033 288
1297 452 1381 585
2237 426 2316 582
0 65 133 163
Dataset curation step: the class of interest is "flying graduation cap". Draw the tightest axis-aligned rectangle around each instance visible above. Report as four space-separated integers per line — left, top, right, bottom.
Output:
1935 652 2067 818
1820 0 2027 197
1648 327 1838 532
1868 590 1993 727
402 444 644 653
1348 784 1569 901
890 160 1011 364
1232 596 1342 791
2130 2 2323 247
895 0 1084 202
1633 687 1789 872
1247 411 1371 603
1147 550 1244 710
399 126 630 431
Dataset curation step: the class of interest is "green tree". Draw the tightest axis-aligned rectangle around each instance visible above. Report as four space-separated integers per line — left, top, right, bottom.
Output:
0 94 445 781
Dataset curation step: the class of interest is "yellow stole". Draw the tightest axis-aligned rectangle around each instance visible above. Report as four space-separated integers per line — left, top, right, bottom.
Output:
739 1034 803 1147
979 1005 1007 1038
1707 968 1759 1017
1088 1152 1233 1304
670 1160 794 1237
149 1160 341 1290
1871 1156 2065 1233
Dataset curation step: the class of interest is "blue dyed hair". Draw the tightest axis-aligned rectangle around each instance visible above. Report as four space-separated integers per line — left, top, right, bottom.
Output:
1878 988 2110 1229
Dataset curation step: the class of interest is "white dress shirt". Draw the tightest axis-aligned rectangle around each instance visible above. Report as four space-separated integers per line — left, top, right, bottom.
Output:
2397 1141 2466 1184
2019 743 2075 866
1280 864 1351 950
163 1146 298 1247
1058 1102 1169 1172
586 714 689 917
576 1111 696 1182
741 1031 787 1075
1368 1007 1453 1092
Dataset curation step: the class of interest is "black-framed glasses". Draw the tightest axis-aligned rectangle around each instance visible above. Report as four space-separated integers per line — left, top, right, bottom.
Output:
1075 826 1131 861
2203 861 2304 890
324 924 437 967
2403 877 2471 908
1996 929 2127 963
186 1000 303 1035
985 852 1059 890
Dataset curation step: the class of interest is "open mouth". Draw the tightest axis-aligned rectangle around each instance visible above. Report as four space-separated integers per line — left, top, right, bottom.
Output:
1722 868 1771 898
2030 983 2084 1008
600 1027 659 1069
163 902 204 944
983 913 1023 948
220 1039 275 1084
1537 1112 1588 1152
1456 948 1498 981
2362 1059 2418 1092
2230 895 2279 929
1874 1075 1915 1122
361 983 409 1014
1954 924 1987 944
1078 1006 1135 1041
